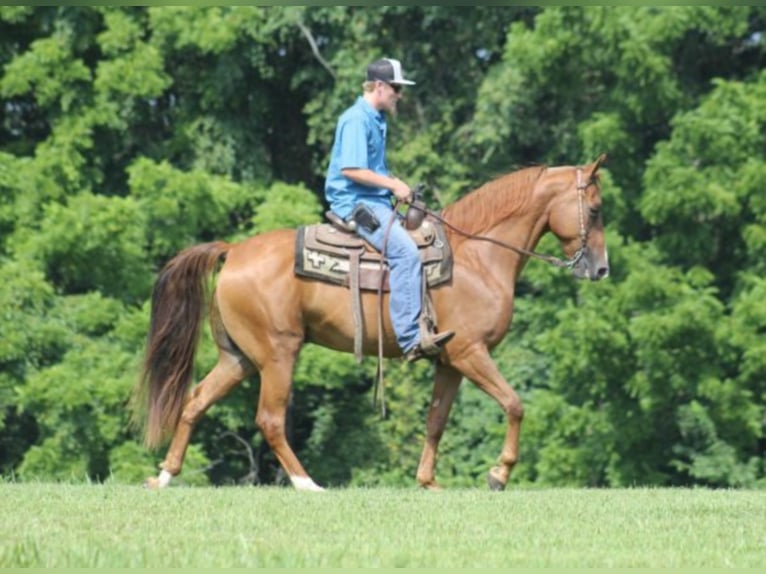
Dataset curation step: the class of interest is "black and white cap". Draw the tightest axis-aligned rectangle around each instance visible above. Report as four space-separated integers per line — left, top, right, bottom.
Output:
366 58 416 86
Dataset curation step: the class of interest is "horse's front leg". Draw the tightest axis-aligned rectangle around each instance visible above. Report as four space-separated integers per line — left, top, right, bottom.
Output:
450 346 523 490
416 364 462 490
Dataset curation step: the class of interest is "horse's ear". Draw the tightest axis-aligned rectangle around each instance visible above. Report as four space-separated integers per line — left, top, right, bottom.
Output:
589 153 607 178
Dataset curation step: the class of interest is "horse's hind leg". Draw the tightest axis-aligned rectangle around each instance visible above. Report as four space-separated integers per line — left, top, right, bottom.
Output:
145 351 254 489
256 359 324 492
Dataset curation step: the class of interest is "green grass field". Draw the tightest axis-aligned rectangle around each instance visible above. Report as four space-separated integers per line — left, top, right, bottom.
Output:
1 483 763 567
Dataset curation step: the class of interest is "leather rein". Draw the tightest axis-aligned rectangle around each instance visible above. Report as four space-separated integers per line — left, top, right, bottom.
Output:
407 167 594 270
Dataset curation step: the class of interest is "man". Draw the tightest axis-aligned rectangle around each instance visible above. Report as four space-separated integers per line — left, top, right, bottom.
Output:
324 58 454 362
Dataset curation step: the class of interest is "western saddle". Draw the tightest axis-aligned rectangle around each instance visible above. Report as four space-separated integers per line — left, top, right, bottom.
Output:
294 210 453 362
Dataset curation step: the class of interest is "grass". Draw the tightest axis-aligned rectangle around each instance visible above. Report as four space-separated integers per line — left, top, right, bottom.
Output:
1 483 764 567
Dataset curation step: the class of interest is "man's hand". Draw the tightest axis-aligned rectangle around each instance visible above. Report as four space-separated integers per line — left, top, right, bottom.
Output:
390 177 412 203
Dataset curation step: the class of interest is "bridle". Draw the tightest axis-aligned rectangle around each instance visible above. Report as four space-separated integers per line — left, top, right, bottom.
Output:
569 167 595 270
407 167 596 270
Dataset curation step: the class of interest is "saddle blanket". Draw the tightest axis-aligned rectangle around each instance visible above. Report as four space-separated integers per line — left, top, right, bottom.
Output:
294 220 452 291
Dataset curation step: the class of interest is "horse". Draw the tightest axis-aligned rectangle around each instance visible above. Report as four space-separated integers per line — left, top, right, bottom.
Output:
134 155 609 491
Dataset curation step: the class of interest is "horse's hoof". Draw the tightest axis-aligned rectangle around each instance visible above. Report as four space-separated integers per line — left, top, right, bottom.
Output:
419 481 444 491
487 467 507 491
143 476 161 490
290 476 325 492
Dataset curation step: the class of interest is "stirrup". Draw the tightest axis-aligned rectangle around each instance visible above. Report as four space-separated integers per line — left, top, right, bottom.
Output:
405 330 455 363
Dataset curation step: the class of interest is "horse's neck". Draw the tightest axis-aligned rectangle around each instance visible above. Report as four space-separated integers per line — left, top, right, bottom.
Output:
462 177 560 295
445 166 568 270
471 176 559 279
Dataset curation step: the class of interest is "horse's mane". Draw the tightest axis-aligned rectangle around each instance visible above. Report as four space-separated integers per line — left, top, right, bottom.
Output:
441 165 547 238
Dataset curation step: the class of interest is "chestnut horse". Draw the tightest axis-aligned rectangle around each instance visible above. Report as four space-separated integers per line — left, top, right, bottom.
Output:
135 155 609 491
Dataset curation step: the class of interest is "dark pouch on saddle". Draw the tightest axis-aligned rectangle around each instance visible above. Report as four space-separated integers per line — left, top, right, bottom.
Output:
350 203 380 232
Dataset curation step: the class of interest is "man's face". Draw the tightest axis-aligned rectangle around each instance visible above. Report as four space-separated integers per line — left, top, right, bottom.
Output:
378 81 403 115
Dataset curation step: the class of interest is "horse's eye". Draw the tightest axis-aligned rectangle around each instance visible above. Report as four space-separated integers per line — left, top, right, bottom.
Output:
589 206 601 219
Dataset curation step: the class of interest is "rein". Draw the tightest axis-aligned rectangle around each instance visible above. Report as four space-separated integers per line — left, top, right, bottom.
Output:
411 168 592 270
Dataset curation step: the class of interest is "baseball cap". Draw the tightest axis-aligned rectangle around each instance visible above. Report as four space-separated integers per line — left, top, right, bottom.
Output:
366 58 416 86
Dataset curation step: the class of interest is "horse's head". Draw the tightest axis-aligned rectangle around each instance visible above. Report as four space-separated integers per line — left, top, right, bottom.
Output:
548 154 610 281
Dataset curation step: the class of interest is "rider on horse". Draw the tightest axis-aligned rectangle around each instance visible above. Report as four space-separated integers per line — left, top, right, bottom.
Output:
324 58 454 362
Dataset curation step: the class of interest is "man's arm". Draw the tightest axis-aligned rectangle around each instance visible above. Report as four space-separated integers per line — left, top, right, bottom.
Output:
341 168 412 202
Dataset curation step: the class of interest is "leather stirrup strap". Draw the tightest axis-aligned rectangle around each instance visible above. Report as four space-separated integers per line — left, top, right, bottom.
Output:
349 249 363 363
417 274 440 354
372 205 400 418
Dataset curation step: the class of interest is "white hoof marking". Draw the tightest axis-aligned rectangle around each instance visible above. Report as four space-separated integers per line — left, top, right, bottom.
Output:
291 476 325 492
158 469 173 488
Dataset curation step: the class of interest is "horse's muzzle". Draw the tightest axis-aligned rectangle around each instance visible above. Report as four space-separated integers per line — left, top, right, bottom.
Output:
572 250 610 281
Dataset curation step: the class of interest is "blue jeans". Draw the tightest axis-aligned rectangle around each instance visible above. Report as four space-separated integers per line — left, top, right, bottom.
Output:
352 202 421 353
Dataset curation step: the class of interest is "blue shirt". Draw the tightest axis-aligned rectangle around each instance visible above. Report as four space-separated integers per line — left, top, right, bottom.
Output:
324 96 391 219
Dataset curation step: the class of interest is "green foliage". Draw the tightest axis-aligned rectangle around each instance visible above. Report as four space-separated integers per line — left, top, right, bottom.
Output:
0 261 60 469
128 157 253 259
11 193 150 301
105 440 159 484
16 337 135 479
250 182 322 233
1 6 764 489
0 32 90 109
641 72 766 289
673 401 761 487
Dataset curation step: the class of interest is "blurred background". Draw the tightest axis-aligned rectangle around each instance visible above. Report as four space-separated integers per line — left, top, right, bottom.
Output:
1 6 764 488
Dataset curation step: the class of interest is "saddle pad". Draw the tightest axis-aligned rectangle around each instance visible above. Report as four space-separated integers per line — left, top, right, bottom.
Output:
294 221 453 291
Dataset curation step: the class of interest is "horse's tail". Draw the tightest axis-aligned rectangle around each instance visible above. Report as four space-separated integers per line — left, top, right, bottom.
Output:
133 241 231 449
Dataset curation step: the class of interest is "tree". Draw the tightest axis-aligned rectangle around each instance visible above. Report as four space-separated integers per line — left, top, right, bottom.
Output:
1 6 764 488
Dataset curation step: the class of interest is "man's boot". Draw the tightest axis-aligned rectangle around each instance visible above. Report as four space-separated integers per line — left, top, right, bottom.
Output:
404 327 455 363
